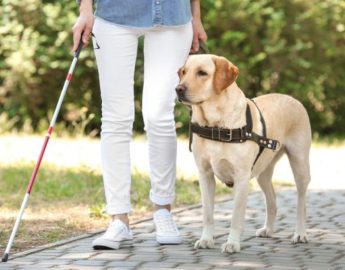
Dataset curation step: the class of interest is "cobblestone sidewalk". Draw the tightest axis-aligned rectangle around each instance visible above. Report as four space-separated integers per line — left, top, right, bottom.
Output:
1 189 345 270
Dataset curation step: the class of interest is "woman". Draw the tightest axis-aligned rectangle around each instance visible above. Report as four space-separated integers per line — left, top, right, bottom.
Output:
72 0 207 249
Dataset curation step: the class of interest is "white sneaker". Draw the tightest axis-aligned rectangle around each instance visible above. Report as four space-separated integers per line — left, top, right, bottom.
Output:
153 209 182 244
92 219 133 250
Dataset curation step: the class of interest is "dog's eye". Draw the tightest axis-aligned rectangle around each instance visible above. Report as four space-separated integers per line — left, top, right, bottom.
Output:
197 70 208 76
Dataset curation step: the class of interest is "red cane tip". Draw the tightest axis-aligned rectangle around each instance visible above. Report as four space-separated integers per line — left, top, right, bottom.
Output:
66 73 73 81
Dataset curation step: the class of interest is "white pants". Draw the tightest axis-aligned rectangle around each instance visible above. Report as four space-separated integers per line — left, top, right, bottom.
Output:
92 18 193 215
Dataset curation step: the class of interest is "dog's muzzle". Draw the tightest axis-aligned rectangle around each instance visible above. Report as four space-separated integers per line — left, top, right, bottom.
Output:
175 84 188 102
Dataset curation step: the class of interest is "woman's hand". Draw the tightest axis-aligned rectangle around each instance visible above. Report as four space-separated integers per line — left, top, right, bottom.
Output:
72 0 94 52
190 0 208 53
191 18 208 53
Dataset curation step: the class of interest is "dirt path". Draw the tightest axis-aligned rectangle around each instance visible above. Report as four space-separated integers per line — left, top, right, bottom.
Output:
1 135 344 190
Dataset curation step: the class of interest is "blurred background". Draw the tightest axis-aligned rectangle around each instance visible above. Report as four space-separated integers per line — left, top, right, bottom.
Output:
1 0 344 138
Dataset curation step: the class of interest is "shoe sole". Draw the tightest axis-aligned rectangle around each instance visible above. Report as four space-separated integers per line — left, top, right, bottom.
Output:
92 239 133 250
156 236 182 245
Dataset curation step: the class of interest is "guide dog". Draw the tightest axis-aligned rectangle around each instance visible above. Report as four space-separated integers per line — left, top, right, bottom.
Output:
176 54 311 253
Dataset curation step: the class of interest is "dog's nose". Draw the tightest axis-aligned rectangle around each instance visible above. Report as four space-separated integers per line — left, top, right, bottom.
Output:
175 84 187 95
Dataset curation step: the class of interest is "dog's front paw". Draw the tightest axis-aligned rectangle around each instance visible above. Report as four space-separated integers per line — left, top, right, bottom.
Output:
292 232 308 244
194 238 215 249
221 240 240 254
256 227 273 238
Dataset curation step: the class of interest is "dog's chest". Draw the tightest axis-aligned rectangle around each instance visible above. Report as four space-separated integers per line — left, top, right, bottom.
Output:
194 137 253 184
210 157 237 185
203 143 239 184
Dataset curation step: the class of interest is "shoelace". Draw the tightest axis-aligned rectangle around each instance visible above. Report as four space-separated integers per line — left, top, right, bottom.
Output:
155 214 178 234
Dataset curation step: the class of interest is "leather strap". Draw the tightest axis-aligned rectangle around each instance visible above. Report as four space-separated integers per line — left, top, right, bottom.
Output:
189 104 280 153
251 99 266 166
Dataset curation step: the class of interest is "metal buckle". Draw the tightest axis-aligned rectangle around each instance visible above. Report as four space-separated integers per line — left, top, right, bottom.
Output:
272 140 281 152
223 129 232 141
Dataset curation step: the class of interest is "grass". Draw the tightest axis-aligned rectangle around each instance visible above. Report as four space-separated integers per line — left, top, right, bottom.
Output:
0 162 230 254
312 133 345 147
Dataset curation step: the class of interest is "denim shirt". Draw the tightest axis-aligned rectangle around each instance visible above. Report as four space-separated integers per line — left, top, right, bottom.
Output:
79 0 192 28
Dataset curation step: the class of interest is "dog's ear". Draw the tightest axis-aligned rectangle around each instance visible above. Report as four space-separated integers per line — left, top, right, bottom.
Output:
213 56 239 94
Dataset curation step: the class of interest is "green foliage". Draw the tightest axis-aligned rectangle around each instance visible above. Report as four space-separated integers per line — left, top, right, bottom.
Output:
0 162 229 213
1 0 345 136
0 163 104 208
201 0 345 136
0 0 99 135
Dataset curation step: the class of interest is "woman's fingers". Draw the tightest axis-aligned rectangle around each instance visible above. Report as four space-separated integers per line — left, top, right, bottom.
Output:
82 26 92 46
191 18 208 53
192 36 200 53
72 15 94 52
72 30 82 52
199 31 208 42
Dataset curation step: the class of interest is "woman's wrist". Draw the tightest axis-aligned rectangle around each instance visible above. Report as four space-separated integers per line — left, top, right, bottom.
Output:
79 0 93 15
191 0 201 20
190 0 207 52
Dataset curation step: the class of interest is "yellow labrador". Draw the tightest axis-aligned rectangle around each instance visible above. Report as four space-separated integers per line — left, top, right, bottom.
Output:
176 54 311 253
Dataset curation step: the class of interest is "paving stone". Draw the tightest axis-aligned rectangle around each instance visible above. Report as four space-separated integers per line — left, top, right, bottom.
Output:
163 258 198 264
59 252 96 260
132 241 160 248
302 262 336 269
162 250 196 256
4 190 345 270
332 264 345 270
92 252 130 260
176 263 212 270
232 260 267 268
72 259 107 266
140 261 178 268
131 249 161 255
128 255 162 262
106 268 136 270
39 250 66 255
106 261 141 267
212 267 250 270
17 266 54 270
38 259 72 264
139 268 174 270
55 266 104 270
7 259 35 265
0 264 16 270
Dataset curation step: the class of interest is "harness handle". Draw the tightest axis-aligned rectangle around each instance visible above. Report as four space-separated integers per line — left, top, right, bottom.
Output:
189 40 210 55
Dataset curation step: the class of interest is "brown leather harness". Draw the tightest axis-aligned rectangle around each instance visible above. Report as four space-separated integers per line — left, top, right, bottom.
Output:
188 100 280 167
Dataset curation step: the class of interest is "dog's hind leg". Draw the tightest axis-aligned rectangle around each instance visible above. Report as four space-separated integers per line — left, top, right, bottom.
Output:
194 171 216 249
286 146 311 244
255 163 276 238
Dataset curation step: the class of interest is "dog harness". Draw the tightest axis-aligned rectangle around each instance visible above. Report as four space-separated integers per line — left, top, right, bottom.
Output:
189 100 280 167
